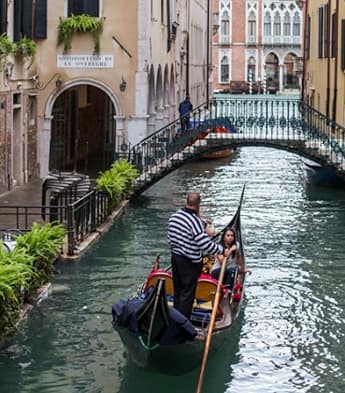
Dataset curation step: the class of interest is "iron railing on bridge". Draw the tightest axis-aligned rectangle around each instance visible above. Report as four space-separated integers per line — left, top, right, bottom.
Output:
127 96 345 194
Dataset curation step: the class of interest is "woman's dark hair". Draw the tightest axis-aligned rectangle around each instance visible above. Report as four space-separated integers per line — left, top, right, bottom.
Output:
220 227 237 258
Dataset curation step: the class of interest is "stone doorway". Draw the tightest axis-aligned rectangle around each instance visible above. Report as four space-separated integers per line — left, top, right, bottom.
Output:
49 84 116 176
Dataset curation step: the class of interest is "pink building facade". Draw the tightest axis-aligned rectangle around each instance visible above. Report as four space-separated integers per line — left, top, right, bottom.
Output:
212 0 303 94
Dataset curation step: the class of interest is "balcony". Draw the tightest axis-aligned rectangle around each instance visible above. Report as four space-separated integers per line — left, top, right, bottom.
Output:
263 35 302 46
219 36 230 45
247 35 257 45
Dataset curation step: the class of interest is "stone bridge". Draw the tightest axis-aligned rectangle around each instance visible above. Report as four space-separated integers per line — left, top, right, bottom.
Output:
128 96 345 195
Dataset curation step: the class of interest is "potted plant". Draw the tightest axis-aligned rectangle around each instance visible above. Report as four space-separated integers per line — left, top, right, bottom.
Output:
57 14 104 54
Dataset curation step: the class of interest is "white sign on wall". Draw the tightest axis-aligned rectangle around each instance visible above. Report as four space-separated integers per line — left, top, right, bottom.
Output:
57 55 114 68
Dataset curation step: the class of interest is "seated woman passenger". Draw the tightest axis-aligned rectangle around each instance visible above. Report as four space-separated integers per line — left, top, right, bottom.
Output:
211 227 250 289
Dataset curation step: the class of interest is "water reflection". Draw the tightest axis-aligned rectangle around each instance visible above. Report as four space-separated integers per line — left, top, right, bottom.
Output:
0 147 344 393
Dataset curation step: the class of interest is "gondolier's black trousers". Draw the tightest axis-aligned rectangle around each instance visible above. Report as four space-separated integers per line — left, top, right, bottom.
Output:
171 253 202 319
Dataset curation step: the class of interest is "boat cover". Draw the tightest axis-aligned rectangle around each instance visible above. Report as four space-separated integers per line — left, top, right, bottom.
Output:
112 299 197 345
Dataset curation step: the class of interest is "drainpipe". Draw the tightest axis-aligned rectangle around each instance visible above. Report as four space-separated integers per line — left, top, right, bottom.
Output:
206 0 210 107
301 0 309 103
326 0 331 118
186 0 190 95
31 0 36 38
4 96 10 190
332 0 339 122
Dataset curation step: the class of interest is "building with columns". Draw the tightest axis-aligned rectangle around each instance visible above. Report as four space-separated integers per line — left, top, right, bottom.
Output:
212 0 303 94
0 0 211 193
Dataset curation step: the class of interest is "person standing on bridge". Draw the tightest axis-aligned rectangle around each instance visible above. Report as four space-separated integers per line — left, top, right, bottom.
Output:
168 192 230 318
178 94 193 132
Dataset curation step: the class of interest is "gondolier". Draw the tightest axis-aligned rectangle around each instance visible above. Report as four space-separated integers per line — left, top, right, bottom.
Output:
168 192 229 319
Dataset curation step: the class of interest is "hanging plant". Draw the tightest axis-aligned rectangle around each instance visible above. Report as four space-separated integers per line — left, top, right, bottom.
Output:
0 33 16 58
57 14 104 54
14 37 37 59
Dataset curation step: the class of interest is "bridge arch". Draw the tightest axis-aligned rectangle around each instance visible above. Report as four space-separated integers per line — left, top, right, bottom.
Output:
129 96 345 196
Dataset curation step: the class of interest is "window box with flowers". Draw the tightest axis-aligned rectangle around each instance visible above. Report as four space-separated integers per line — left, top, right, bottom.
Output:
0 34 36 69
57 14 104 54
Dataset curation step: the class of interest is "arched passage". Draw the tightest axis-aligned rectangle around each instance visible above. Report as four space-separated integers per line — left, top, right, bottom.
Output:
46 80 121 176
283 52 299 89
148 65 155 115
265 52 279 94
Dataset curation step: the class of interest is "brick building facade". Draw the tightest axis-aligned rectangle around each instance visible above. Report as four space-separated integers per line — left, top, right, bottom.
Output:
212 0 303 94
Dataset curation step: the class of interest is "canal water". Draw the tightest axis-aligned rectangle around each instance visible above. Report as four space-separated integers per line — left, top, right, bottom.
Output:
1 147 345 393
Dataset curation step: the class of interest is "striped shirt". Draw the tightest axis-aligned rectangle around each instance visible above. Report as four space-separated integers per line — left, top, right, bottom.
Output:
168 207 224 263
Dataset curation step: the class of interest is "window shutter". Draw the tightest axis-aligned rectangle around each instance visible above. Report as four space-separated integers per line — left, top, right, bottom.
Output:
331 13 336 58
0 0 7 34
305 15 310 60
22 0 33 38
341 20 345 71
34 0 47 38
13 0 23 41
84 0 99 17
323 4 329 58
318 7 323 58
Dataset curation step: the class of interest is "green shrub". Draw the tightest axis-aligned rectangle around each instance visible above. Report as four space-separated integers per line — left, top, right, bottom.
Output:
15 222 66 285
96 159 138 209
0 33 16 57
0 245 36 339
0 223 65 340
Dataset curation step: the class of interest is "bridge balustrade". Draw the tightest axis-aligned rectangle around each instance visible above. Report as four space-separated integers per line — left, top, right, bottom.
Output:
128 96 345 195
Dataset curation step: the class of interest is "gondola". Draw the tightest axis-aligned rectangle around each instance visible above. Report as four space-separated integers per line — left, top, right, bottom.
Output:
302 158 345 187
112 186 246 375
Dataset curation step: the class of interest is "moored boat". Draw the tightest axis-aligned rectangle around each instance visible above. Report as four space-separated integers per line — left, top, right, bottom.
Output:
302 158 345 187
202 126 237 159
112 187 246 375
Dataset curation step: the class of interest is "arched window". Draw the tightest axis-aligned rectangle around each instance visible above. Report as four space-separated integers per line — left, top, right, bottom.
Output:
248 11 256 39
220 10 230 44
283 12 291 36
264 12 271 36
293 12 300 36
273 12 281 36
220 56 230 83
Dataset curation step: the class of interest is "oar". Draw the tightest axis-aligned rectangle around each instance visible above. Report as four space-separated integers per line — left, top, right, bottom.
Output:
195 252 228 393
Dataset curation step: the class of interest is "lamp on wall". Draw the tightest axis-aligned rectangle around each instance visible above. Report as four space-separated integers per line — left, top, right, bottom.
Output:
55 75 63 89
119 76 127 92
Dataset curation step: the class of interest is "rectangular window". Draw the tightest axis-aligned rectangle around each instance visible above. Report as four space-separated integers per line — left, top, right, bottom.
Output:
13 0 47 41
264 22 271 36
248 20 256 36
220 64 229 83
283 22 290 36
0 0 7 34
273 22 281 36
68 0 99 17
